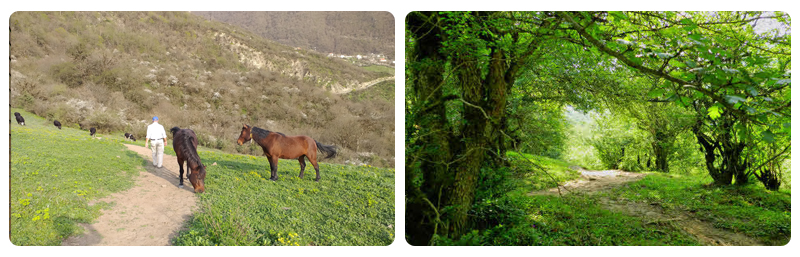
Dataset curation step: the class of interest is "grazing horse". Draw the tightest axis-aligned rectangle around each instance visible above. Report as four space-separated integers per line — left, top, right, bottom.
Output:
14 112 25 125
170 127 206 193
89 127 96 137
54 120 62 129
236 124 337 181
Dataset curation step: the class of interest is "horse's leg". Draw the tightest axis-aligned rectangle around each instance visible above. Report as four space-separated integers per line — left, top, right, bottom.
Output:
298 155 307 179
177 157 185 188
309 157 321 182
268 156 279 181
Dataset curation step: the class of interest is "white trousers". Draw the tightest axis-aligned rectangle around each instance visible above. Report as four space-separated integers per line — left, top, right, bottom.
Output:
150 139 164 167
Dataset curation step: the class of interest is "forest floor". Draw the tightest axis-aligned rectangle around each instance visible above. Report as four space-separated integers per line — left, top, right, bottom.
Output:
62 144 196 246
529 168 761 245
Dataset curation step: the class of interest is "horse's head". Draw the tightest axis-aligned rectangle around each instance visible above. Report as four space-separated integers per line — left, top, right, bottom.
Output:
237 124 253 145
189 164 207 193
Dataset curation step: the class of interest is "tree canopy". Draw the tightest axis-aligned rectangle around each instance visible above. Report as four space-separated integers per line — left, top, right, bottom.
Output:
405 11 790 245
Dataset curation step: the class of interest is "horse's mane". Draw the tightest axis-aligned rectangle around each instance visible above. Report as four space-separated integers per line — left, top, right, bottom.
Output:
251 126 286 141
177 129 204 172
170 126 180 136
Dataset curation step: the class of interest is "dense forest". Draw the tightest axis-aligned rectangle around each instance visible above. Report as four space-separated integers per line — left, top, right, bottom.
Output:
192 11 395 59
9 11 395 168
405 11 790 245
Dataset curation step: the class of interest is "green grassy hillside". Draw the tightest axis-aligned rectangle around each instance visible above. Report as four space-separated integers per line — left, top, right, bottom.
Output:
172 151 395 246
9 109 395 246
9 109 144 245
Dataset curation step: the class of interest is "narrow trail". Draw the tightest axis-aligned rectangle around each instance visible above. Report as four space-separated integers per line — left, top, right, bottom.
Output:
62 144 196 246
529 168 761 246
331 76 394 94
529 168 646 196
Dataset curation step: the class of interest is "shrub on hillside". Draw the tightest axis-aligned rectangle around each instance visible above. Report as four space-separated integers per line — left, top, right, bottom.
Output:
50 62 83 88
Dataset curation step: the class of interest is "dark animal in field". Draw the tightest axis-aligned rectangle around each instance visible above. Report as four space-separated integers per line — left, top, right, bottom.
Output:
90 127 96 137
171 127 206 193
124 133 137 141
14 112 25 125
237 124 337 182
54 120 62 129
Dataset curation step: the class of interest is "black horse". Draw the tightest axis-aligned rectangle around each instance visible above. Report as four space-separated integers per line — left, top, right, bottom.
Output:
90 127 96 137
14 112 25 125
54 120 62 129
170 127 207 193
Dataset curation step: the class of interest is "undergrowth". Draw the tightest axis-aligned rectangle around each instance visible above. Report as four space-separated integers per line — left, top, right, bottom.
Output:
603 173 791 245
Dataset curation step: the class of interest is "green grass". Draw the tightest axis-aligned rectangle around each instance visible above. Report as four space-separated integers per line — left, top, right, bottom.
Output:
440 151 790 245
10 109 395 246
361 65 394 76
345 80 394 102
602 173 791 245
9 109 144 245
439 152 697 245
446 193 700 245
506 151 580 191
171 151 395 246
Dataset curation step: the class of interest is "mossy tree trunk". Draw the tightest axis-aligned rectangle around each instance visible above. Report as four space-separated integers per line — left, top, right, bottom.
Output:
406 11 547 243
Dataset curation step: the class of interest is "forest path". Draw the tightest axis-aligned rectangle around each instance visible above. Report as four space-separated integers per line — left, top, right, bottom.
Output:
62 144 196 246
529 168 761 246
529 168 646 196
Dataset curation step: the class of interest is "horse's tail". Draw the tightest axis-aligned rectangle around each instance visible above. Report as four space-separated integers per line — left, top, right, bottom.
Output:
315 140 338 159
170 127 180 136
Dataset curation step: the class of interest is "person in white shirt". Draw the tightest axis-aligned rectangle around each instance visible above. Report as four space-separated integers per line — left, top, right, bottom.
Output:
145 116 168 168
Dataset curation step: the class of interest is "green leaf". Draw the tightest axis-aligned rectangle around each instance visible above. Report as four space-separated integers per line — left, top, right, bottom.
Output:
647 89 665 98
746 87 759 97
616 39 633 46
724 95 746 104
675 96 692 107
609 11 628 20
734 123 748 140
722 68 739 74
687 34 704 42
656 52 673 59
708 105 722 119
760 130 776 143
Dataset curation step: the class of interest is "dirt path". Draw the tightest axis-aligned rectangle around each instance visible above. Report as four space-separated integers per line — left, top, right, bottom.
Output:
62 144 197 246
529 168 646 196
529 168 761 246
331 76 395 94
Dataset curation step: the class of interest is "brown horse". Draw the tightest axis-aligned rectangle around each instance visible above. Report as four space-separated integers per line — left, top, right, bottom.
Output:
237 124 337 181
171 127 207 193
